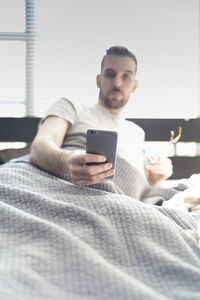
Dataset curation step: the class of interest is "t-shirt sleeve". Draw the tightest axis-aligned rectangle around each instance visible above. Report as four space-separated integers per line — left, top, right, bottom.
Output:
41 97 84 125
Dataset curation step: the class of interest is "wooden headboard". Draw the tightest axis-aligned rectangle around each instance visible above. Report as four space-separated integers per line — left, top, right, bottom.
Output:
128 118 200 179
1 117 200 179
0 117 40 165
0 117 40 143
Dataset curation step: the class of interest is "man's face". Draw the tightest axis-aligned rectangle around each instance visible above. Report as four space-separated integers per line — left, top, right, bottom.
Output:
96 55 138 113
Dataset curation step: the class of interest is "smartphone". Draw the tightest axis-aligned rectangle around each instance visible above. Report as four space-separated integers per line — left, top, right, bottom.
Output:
86 129 118 179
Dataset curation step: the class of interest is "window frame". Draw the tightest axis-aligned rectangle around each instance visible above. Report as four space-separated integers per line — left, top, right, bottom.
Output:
0 0 36 116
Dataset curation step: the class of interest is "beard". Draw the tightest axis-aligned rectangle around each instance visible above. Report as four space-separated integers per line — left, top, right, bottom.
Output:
99 88 129 110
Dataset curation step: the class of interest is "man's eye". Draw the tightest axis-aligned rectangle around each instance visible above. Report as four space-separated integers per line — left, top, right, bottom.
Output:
105 72 115 78
123 74 131 80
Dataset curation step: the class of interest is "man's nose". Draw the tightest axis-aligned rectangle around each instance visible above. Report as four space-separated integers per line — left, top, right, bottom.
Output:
113 76 122 88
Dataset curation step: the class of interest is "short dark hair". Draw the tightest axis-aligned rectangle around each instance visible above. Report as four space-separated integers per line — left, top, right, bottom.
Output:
101 46 138 74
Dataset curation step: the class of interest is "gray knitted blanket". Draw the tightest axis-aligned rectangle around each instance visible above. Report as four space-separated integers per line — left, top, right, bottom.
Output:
0 156 200 300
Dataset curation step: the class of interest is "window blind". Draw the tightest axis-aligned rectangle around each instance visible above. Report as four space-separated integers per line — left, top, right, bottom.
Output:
0 0 36 116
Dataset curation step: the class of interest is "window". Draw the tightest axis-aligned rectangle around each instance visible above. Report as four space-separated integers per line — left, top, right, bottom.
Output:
0 0 35 116
0 0 199 118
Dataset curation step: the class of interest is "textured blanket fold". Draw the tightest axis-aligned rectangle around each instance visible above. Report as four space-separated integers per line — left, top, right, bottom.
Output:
0 156 200 300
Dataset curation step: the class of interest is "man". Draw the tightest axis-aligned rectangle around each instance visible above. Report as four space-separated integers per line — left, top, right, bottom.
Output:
2 47 200 300
30 46 172 186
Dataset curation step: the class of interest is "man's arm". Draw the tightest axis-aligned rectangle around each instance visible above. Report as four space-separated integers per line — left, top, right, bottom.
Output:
29 116 114 185
30 116 71 174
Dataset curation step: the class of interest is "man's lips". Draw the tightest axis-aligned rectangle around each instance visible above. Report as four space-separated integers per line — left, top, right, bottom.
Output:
110 90 122 95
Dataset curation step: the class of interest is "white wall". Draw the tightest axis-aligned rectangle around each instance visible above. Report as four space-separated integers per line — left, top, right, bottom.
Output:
34 0 199 117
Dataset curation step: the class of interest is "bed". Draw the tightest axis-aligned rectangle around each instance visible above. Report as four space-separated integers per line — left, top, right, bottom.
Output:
0 117 200 300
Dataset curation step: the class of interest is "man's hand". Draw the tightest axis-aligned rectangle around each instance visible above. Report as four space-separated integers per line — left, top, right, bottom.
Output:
146 154 173 187
66 150 115 186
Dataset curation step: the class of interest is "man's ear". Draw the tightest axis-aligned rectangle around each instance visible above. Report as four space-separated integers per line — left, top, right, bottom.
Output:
96 74 100 88
132 79 138 93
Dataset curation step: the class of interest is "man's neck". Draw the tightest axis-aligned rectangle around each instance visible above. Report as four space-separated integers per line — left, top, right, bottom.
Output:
98 99 122 115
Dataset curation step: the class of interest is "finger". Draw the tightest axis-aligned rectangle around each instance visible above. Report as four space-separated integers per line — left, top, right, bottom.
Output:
71 152 106 167
74 168 115 186
146 164 173 173
148 154 160 163
146 160 173 172
191 204 200 211
148 154 171 164
72 162 113 176
147 157 172 166
147 168 172 176
85 153 106 164
86 162 113 176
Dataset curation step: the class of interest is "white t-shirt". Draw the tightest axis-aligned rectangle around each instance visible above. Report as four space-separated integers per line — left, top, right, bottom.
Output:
44 97 145 174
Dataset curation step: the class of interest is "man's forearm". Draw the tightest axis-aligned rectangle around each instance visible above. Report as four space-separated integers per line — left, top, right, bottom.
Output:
30 137 115 185
29 138 71 175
